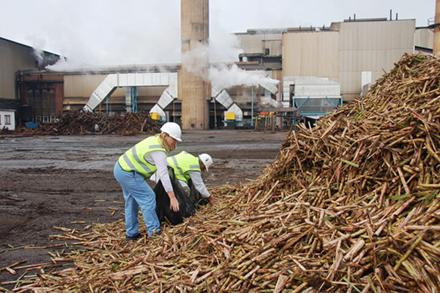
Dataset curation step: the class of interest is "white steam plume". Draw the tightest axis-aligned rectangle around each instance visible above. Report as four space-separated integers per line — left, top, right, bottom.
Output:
32 48 44 67
32 0 181 71
182 35 279 91
208 63 278 90
27 35 47 68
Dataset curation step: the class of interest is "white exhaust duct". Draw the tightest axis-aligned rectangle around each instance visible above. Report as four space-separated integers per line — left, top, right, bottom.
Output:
212 87 243 123
83 72 178 112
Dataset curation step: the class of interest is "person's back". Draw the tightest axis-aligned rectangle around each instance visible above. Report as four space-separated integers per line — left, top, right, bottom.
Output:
167 151 201 185
153 151 215 225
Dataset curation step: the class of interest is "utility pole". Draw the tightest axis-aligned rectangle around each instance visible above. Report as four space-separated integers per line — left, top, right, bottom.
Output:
434 0 440 55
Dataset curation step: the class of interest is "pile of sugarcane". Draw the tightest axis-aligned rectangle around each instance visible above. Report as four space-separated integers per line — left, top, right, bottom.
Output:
21 111 159 136
11 54 439 292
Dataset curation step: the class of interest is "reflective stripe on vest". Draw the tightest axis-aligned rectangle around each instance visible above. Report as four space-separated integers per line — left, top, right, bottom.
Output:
167 151 201 183
118 135 165 177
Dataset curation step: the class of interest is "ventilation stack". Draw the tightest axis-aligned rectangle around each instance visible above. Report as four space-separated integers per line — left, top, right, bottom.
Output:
180 0 210 129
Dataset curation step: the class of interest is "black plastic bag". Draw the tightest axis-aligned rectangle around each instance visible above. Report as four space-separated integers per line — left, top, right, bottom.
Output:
155 170 196 225
188 179 209 207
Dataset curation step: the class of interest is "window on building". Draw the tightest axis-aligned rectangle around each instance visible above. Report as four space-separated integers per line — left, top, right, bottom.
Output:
5 115 11 125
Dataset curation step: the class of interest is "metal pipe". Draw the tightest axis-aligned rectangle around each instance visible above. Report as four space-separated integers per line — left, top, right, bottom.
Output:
213 97 217 128
434 0 440 55
251 86 254 127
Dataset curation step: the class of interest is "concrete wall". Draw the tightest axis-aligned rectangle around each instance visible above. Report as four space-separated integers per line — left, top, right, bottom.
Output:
237 33 283 56
338 20 415 99
415 28 433 49
0 39 38 100
0 110 16 130
282 20 415 101
282 31 339 81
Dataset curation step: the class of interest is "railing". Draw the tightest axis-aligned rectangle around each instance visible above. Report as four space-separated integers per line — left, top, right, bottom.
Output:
34 115 58 124
293 96 343 118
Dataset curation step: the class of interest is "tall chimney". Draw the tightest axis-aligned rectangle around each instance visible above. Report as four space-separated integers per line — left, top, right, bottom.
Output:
180 0 210 129
434 0 440 55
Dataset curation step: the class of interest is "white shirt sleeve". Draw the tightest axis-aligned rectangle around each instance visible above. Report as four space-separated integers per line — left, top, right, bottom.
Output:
189 171 210 198
147 151 173 193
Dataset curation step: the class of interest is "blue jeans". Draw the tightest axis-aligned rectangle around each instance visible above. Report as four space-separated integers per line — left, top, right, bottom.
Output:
113 162 160 237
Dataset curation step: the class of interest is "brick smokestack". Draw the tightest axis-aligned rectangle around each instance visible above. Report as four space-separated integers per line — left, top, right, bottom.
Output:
180 0 210 129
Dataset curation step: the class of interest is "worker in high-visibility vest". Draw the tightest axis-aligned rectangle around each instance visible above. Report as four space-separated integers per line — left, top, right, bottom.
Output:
168 151 214 205
150 151 214 205
113 122 182 240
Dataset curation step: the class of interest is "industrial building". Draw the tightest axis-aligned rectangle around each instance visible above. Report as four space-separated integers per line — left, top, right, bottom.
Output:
18 67 181 124
235 18 416 102
415 26 434 53
0 37 59 127
0 109 15 130
0 11 433 130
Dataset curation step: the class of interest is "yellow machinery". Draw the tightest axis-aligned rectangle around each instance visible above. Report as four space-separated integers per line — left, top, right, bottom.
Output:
224 112 236 128
150 112 161 121
225 112 236 121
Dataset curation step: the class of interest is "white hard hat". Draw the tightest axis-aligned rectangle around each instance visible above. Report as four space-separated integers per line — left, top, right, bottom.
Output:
160 122 182 142
198 153 213 171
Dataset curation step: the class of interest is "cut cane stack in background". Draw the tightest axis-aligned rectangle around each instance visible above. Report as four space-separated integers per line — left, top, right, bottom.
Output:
11 112 159 136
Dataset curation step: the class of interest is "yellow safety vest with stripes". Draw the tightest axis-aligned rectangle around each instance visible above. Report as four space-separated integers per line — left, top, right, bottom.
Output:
167 151 201 183
118 135 165 177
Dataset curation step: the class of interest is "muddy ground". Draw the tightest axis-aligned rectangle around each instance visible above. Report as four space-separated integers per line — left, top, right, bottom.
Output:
0 129 287 287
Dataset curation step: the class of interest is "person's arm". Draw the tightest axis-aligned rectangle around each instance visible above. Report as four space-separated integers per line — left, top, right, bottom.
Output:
189 171 210 198
190 172 215 204
148 151 179 212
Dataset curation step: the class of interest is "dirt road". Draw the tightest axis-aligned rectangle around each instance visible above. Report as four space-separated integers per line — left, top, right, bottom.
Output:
0 129 287 286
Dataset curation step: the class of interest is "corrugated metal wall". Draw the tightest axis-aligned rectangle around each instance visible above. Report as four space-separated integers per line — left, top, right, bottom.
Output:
238 33 283 55
415 28 433 49
0 39 38 100
282 31 339 81
18 73 64 118
282 20 415 100
65 75 108 97
338 20 415 99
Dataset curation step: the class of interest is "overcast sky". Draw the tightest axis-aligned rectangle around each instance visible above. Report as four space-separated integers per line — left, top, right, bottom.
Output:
0 0 434 68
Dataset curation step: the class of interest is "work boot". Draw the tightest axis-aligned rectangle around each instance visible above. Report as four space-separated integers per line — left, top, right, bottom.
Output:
125 233 142 241
151 229 161 237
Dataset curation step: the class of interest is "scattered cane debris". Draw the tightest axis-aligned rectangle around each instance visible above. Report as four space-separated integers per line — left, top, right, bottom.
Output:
10 54 440 291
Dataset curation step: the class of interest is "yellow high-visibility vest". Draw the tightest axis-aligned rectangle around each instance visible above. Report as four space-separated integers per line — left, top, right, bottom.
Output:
167 151 201 183
118 135 165 177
